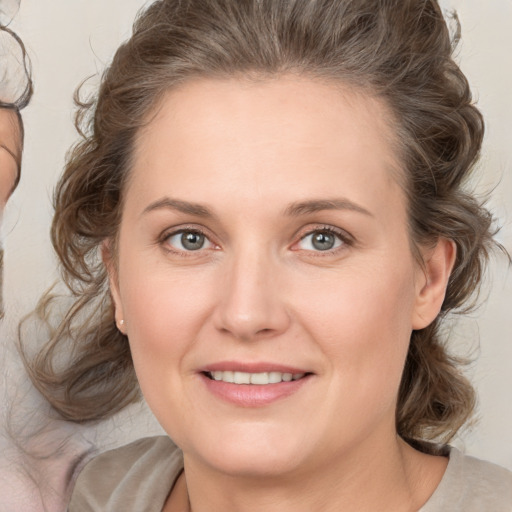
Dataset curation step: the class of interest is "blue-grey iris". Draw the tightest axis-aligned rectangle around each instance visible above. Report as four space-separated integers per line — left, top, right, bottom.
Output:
312 232 336 251
181 232 205 250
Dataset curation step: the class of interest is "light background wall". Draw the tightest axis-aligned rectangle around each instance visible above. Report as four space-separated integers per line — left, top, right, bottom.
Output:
2 0 511 472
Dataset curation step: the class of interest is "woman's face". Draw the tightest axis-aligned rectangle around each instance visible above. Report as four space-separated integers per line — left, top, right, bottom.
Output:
0 108 20 210
0 108 21 317
110 76 448 477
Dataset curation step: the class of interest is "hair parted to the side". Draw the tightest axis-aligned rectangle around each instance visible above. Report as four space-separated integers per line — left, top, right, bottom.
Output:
21 0 501 443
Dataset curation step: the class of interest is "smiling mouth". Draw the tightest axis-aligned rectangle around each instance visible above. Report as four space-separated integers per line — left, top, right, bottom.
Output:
204 371 309 385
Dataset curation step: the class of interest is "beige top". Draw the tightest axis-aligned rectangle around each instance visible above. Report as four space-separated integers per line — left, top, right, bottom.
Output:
69 436 512 512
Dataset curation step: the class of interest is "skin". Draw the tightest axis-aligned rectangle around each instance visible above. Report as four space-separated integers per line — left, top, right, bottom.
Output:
0 107 21 317
107 76 456 512
0 108 20 209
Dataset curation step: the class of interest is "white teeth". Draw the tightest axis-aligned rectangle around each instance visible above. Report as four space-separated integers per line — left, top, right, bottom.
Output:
268 371 282 384
222 370 234 383
250 372 269 385
209 371 306 385
213 370 235 383
233 371 251 384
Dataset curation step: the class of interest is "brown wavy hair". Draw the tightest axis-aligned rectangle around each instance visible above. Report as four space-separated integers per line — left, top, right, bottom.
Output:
22 0 501 443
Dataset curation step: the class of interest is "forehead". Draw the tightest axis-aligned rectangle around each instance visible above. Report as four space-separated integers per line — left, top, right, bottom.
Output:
138 75 398 154
129 76 404 216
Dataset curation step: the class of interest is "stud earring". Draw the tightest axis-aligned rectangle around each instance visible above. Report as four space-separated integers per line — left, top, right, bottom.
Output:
120 319 125 325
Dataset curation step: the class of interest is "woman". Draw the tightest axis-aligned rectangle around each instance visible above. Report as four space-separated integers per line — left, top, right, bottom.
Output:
0 14 32 316
25 0 511 510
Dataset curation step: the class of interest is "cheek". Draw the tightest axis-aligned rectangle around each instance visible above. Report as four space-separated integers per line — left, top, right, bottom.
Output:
117 253 218 395
0 151 17 205
291 258 416 404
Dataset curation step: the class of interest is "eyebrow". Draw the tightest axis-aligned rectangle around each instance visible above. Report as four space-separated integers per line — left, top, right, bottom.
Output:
142 197 214 218
284 198 373 217
142 196 373 219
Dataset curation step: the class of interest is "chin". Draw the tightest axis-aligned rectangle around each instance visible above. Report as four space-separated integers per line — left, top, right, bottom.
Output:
200 446 308 478
180 422 312 477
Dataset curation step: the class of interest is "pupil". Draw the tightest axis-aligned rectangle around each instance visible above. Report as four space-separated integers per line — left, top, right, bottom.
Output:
181 232 204 250
312 232 334 250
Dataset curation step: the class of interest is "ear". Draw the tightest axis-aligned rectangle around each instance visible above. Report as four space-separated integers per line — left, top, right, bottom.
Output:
101 239 126 334
412 238 456 330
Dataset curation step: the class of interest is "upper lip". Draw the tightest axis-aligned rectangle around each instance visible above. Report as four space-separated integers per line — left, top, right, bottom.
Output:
200 361 311 374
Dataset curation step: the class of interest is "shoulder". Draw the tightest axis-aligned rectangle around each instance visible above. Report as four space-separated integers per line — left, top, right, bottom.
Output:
68 436 183 512
422 447 512 512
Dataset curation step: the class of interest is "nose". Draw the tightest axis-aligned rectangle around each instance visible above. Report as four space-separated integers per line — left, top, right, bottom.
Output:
213 249 291 342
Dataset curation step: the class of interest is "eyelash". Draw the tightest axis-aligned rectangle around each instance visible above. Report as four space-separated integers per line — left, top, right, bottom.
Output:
158 224 353 256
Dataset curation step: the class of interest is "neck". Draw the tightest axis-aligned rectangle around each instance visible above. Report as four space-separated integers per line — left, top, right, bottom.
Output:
172 434 446 512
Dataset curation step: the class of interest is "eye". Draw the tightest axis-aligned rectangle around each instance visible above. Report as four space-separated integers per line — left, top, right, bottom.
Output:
165 230 214 252
297 229 344 252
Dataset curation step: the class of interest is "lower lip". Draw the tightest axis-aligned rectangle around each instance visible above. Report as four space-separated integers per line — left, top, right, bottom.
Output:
200 373 312 407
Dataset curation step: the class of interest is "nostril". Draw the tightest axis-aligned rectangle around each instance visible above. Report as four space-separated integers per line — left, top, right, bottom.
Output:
256 328 273 335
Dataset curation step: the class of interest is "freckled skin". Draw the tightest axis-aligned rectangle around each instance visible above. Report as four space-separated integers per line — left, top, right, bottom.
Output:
108 77 454 511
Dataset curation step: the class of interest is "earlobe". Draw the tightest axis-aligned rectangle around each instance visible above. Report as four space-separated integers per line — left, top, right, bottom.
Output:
101 239 126 334
412 238 456 330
